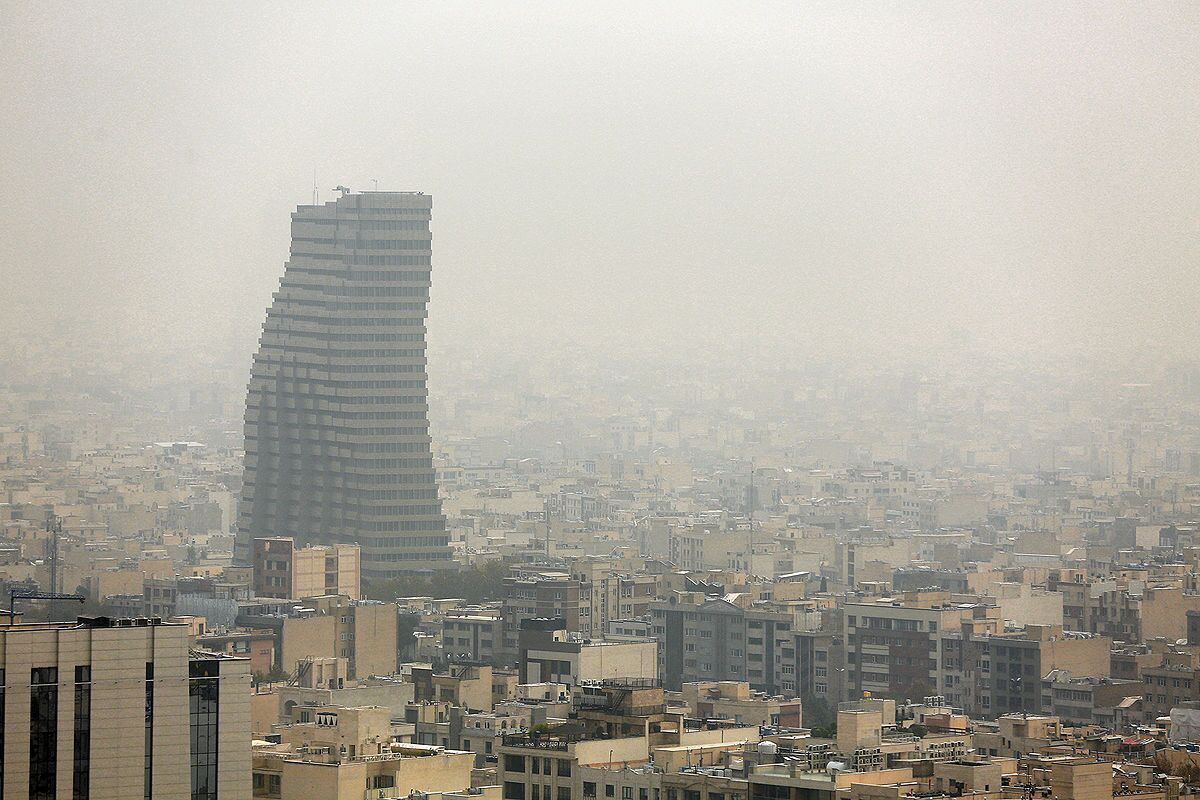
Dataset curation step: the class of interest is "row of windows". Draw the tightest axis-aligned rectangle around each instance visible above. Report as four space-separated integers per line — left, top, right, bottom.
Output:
349 489 439 499
250 455 433 469
354 504 442 515
291 251 343 261
346 269 431 280
371 551 453 561
278 299 428 312
360 442 432 453
249 426 428 438
264 330 426 342
260 346 425 358
504 756 572 776
266 314 425 327
244 471 436 488
349 254 431 265
304 206 430 216
335 219 429 230
281 283 430 298
307 239 432 250
284 266 431 281
365 519 445 531
292 364 426 374
364 535 448 546
248 393 424 406
254 377 427 389
337 411 429 419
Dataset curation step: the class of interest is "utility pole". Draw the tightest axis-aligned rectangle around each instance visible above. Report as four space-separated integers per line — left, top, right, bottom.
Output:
45 510 62 594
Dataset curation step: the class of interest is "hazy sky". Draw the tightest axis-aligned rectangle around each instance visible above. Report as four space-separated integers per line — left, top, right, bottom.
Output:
2 2 1197 360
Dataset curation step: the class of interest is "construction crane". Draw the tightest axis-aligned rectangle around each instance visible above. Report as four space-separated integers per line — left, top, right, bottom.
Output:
8 589 84 625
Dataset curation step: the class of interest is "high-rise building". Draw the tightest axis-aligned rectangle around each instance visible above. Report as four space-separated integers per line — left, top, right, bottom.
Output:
236 191 450 578
0 616 250 800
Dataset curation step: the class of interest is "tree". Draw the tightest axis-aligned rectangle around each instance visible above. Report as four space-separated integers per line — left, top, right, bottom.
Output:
362 561 509 604
397 612 421 662
802 692 835 730
252 666 292 686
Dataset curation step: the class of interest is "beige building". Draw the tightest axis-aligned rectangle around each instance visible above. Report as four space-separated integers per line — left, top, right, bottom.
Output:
254 705 475 800
0 616 250 800
254 537 361 600
518 620 657 687
681 681 803 728
282 596 397 679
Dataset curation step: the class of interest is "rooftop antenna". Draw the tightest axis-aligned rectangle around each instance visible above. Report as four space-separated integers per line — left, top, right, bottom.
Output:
371 178 380 191
45 510 61 594
313 168 319 205
333 185 351 197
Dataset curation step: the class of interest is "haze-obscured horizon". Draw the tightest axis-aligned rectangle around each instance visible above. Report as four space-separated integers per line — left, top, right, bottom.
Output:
2 2 1197 368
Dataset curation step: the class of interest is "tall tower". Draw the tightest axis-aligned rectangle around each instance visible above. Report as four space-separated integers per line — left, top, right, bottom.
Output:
236 191 450 578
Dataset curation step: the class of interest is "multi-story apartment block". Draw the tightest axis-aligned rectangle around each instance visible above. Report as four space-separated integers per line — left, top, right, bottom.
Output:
252 536 361 600
518 618 657 688
501 571 586 659
442 611 504 664
237 191 450 577
844 592 967 703
794 628 844 703
1139 650 1200 724
651 596 793 694
0 616 250 800
1039 669 1143 727
254 704 474 800
280 595 397 678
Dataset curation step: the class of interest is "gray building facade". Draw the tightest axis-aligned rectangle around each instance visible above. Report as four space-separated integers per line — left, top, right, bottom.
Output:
236 191 450 577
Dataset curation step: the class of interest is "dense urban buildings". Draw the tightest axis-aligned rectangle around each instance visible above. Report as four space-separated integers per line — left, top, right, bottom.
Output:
10 315 1200 800
236 191 449 577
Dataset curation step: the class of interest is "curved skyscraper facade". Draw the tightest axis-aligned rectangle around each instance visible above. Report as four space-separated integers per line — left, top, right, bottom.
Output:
236 191 450 578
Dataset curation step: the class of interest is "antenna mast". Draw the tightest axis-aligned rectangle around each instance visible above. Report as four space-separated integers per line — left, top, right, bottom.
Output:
46 510 62 594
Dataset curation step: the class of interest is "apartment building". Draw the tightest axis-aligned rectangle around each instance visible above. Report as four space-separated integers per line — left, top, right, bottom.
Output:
253 705 474 800
442 611 504 664
1040 670 1143 727
501 571 586 659
281 596 397 679
0 616 250 800
843 592 968 703
253 537 361 600
681 681 803 728
1138 650 1200 724
651 597 793 694
518 618 657 688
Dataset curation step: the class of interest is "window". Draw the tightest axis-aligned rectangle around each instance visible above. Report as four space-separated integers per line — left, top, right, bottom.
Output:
31 667 59 800
73 665 91 800
504 782 527 800
623 789 632 800
505 755 525 773
606 786 615 798
189 660 220 800
584 783 597 798
558 789 571 800
557 760 571 777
